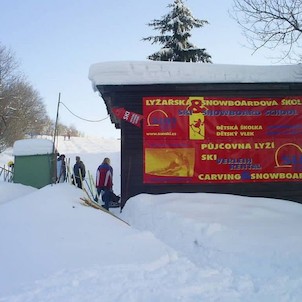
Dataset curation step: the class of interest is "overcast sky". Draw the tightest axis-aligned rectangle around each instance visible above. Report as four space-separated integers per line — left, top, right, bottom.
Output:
1 0 280 139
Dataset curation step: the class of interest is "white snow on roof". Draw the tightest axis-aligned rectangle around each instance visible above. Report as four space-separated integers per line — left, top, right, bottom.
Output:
13 139 54 156
88 61 302 87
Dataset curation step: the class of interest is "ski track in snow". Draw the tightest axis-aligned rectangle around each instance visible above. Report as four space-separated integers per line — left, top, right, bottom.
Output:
56 136 120 154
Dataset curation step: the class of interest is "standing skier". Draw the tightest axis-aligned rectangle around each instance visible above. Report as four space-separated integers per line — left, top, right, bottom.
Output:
96 157 113 210
56 154 66 183
73 156 86 188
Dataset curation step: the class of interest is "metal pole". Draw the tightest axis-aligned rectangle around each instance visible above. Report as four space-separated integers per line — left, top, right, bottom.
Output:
51 93 61 184
53 92 61 154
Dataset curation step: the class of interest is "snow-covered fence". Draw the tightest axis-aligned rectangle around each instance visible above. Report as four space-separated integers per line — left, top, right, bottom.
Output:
0 165 13 182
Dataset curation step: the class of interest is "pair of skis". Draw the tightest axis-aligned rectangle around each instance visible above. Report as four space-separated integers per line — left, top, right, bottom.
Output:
79 195 129 226
83 170 121 209
82 170 99 203
79 171 128 225
65 158 72 184
65 159 127 224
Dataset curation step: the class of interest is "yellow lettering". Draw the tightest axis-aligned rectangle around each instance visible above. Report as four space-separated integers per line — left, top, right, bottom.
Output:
254 142 275 149
251 173 302 180
198 174 241 181
201 154 217 160
281 99 302 106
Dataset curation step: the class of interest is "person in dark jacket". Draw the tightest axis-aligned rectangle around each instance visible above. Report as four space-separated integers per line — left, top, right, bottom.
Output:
57 154 66 183
73 156 86 188
96 157 113 210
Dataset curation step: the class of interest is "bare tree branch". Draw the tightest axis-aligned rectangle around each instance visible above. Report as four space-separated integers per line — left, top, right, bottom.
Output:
231 0 302 62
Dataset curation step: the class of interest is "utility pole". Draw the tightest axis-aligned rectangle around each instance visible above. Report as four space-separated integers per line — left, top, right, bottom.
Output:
53 92 61 154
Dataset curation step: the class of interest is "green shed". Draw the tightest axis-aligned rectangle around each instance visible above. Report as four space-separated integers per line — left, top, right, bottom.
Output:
13 138 56 189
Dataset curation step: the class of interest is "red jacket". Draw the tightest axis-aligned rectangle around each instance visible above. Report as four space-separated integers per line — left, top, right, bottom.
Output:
96 163 113 189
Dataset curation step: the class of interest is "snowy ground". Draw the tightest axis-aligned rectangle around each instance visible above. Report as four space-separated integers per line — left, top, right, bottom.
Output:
1 136 302 302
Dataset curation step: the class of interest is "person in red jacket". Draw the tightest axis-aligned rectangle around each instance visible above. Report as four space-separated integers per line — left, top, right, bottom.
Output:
96 157 113 210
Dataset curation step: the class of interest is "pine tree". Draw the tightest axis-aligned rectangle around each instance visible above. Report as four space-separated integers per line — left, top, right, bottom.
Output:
143 0 212 63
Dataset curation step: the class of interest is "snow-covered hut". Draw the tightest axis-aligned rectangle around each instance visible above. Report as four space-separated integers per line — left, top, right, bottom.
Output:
89 61 302 207
13 139 56 188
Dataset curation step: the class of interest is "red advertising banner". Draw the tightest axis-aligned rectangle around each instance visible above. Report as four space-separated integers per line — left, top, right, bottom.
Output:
143 96 302 184
112 107 143 127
